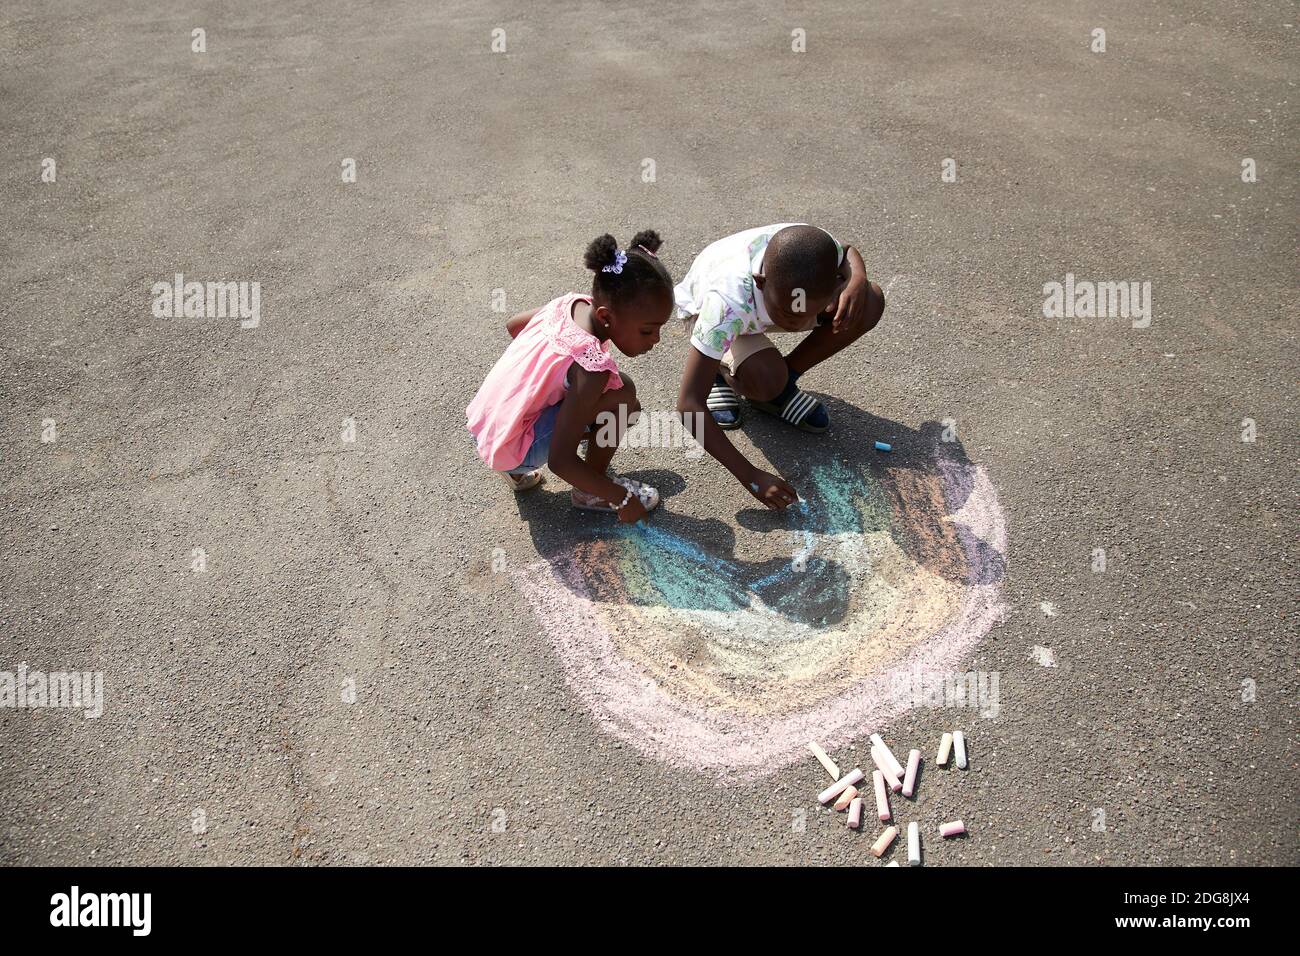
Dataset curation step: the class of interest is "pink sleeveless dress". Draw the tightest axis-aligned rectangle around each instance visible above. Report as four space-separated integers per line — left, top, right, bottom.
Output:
467 293 624 472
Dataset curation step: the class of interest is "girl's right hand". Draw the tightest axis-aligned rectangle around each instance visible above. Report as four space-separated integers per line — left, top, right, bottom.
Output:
617 495 649 524
746 469 799 510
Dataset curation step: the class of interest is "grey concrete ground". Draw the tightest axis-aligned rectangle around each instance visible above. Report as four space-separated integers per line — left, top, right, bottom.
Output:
1 1 1295 866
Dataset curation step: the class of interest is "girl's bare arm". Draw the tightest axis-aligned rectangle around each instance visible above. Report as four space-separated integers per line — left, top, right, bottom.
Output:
506 307 543 338
546 368 627 504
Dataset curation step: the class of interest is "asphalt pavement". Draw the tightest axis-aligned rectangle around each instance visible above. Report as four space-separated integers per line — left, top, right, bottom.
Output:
0 0 1295 865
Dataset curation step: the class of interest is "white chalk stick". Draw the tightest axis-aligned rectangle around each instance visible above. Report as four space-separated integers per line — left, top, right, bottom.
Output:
871 825 898 858
907 821 921 866
886 860 900 867
902 749 921 798
953 730 968 770
936 732 953 766
847 797 863 830
871 745 904 792
807 741 840 781
871 769 891 822
870 733 906 780
817 768 864 805
833 785 858 811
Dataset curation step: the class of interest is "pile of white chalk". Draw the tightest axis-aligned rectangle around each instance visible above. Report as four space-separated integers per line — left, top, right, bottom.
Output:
811 729 970 866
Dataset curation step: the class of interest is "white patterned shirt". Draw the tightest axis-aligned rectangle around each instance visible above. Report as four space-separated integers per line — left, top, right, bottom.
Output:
674 223 845 359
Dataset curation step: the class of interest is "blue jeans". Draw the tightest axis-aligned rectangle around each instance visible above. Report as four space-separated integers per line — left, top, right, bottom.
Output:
507 402 561 475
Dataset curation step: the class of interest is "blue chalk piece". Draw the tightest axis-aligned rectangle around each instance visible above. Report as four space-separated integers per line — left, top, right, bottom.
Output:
874 441 892 452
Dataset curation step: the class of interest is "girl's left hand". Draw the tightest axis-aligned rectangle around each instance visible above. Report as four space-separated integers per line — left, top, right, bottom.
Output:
617 495 649 524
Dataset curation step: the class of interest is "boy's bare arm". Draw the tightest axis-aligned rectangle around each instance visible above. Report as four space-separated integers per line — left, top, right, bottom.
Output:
676 347 798 509
829 245 876 333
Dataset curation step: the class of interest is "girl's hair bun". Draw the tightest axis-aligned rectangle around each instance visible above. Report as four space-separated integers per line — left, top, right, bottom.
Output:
584 233 620 272
629 229 662 254
585 228 673 307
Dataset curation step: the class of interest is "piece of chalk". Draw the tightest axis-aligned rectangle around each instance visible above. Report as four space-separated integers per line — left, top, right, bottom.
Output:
907 821 921 866
847 796 863 830
886 860 900 867
874 441 892 452
936 732 953 766
817 768 864 805
902 749 921 798
833 785 859 811
869 734 906 780
870 745 904 792
940 820 966 838
871 770 891 822
953 730 968 770
871 825 898 858
807 741 840 781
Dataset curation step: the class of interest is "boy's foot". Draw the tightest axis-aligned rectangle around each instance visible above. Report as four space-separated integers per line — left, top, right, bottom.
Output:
707 375 742 429
749 370 829 433
503 469 544 492
571 476 661 514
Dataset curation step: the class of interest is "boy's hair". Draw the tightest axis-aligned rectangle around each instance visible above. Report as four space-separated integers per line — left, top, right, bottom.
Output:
764 225 839 298
584 230 672 308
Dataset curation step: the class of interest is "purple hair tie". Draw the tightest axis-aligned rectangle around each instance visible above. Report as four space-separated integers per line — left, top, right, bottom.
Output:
602 249 628 274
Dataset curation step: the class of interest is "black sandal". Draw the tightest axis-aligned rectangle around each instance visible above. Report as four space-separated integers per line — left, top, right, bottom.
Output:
707 376 742 430
750 385 829 433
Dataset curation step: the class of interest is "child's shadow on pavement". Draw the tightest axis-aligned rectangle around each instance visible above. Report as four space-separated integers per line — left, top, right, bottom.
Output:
515 470 854 624
735 396 1005 587
513 397 1004 621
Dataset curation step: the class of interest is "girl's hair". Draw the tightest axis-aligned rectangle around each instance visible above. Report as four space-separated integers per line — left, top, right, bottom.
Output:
583 230 672 308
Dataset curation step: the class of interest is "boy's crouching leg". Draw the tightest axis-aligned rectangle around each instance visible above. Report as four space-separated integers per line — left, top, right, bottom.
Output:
837 280 886 342
867 280 886 329
732 348 789 402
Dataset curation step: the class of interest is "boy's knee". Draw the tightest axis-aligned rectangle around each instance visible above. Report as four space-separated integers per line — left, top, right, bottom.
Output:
870 281 886 320
740 365 786 401
735 351 787 401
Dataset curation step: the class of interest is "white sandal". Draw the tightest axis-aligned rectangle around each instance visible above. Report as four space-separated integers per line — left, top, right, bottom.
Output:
503 469 544 492
572 476 660 513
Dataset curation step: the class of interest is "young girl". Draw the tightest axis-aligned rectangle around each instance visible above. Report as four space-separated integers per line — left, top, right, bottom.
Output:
466 230 673 524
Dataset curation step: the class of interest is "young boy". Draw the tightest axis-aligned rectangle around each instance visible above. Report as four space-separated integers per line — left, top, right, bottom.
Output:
674 223 885 511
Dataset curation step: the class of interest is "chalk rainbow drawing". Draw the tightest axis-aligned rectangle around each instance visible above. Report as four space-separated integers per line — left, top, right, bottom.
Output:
513 432 1006 776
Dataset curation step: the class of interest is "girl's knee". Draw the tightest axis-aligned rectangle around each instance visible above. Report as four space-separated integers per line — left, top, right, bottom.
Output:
616 377 640 411
594 378 640 435
623 394 642 426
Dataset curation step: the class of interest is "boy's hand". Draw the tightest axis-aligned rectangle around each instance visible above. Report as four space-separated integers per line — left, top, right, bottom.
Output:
826 246 881 336
828 276 874 335
746 468 799 511
617 495 649 524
